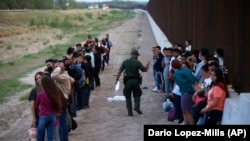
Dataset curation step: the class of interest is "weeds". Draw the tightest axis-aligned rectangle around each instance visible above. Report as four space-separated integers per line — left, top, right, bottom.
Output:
6 44 12 50
77 15 84 21
137 30 142 37
85 12 93 19
43 39 50 45
19 92 30 101
7 61 15 66
0 61 4 67
56 34 64 40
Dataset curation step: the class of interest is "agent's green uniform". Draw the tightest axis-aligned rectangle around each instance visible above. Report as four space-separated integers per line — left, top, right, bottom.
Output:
119 57 147 115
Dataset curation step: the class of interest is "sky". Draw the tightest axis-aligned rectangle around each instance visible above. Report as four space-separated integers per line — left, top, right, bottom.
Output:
75 0 149 2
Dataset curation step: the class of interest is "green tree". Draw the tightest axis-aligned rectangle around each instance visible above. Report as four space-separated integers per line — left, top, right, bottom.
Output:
0 0 85 10
43 0 54 9
16 0 35 9
58 0 67 9
68 0 84 9
34 0 53 9
6 0 18 9
0 0 8 9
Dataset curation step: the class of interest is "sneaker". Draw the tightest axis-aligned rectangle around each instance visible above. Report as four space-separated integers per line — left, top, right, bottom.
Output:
157 90 163 93
174 119 179 123
178 120 184 125
152 87 158 92
178 122 184 125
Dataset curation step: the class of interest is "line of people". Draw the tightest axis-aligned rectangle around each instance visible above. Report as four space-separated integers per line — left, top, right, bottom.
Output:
28 34 113 141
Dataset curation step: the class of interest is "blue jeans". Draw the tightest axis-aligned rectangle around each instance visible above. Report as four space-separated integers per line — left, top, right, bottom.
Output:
37 114 55 141
59 110 68 141
106 50 110 64
102 55 107 71
197 115 206 125
76 87 84 110
89 77 94 90
153 70 157 87
163 68 172 97
53 125 60 141
153 70 162 89
72 90 77 116
82 85 90 107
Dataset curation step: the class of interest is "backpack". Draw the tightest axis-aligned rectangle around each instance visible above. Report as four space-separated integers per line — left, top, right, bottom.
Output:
68 65 80 80
71 64 86 89
67 111 78 133
167 107 176 121
71 118 78 130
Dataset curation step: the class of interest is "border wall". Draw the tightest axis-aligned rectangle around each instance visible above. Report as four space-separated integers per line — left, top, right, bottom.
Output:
147 0 250 93
137 1 250 124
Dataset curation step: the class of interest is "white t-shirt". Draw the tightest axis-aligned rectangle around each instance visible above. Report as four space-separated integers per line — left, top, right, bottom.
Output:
202 77 212 88
173 84 182 96
85 52 95 68
186 45 192 51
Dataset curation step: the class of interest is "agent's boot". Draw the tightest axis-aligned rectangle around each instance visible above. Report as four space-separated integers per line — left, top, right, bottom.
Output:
134 108 142 114
128 111 133 116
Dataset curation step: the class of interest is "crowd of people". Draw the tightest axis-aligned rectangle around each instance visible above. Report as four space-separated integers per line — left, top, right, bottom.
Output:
27 34 230 140
28 34 113 141
152 41 229 125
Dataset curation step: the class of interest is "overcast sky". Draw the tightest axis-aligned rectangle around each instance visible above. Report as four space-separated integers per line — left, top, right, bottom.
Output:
76 0 149 2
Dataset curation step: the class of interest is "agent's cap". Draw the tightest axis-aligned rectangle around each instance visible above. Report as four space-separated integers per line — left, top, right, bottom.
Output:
130 49 140 56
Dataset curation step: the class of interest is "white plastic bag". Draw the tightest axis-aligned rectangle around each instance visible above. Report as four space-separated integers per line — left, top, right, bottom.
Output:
27 127 37 141
115 81 120 91
162 99 174 112
106 95 125 102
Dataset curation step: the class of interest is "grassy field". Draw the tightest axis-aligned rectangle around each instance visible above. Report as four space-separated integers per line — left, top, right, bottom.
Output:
0 9 135 103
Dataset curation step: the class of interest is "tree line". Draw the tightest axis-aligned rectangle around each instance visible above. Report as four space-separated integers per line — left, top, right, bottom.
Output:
0 0 148 10
0 0 84 10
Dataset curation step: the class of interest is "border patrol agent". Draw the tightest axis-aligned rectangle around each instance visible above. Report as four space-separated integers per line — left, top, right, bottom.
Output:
116 49 150 116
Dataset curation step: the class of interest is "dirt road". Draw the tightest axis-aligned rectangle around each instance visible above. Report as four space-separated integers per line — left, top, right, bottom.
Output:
0 11 176 141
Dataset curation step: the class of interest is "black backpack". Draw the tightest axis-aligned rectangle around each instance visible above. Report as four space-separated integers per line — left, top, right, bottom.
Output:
71 118 78 130
67 111 78 133
75 67 86 89
68 65 86 89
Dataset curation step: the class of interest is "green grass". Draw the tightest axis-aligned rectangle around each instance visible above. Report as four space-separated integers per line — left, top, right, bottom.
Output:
20 92 30 101
0 9 135 103
137 30 142 37
0 79 32 103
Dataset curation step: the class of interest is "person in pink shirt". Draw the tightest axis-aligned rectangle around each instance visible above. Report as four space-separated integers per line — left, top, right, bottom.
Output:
36 76 65 141
200 67 229 124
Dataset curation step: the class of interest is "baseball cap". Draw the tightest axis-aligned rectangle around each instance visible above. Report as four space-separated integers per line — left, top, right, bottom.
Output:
130 49 140 56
